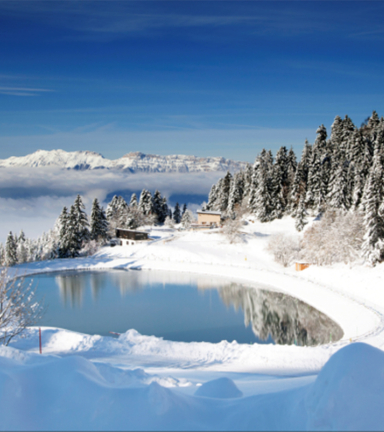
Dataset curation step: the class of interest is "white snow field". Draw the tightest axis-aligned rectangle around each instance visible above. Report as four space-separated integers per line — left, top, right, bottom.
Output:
3 217 384 430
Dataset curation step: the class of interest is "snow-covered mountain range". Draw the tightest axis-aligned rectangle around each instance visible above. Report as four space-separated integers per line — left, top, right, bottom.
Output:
0 150 248 173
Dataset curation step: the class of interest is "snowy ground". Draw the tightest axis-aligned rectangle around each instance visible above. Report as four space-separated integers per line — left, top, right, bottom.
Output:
3 217 384 430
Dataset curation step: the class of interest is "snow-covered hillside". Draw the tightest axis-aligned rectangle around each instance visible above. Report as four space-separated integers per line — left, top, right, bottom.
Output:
0 149 248 173
5 217 384 430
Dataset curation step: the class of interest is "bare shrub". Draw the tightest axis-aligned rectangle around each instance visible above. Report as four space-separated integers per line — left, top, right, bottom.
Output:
80 240 100 257
223 216 244 244
0 269 43 346
267 234 301 267
301 209 364 265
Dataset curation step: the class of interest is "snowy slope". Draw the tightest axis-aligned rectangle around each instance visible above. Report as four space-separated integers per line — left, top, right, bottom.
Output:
0 149 248 173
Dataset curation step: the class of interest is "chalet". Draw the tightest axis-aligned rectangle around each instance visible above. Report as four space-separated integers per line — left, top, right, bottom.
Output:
115 228 149 246
196 210 222 227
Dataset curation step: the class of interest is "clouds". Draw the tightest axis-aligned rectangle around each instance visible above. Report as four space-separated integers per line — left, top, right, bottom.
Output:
0 167 221 242
0 1 368 42
0 86 53 97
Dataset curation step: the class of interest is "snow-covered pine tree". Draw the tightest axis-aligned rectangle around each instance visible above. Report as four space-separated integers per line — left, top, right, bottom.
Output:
205 184 219 211
353 134 374 210
217 171 232 213
90 198 109 243
66 205 82 258
58 206 70 258
138 189 153 216
5 232 18 266
106 195 119 221
129 193 138 208
251 157 273 222
16 230 28 264
227 171 244 214
181 209 194 229
248 156 261 212
73 195 90 244
173 203 181 224
361 143 384 265
306 156 323 214
161 197 169 224
286 147 297 210
289 162 305 216
270 146 288 219
295 196 308 232
341 115 355 158
330 115 343 151
152 190 164 224
242 164 254 204
328 161 350 211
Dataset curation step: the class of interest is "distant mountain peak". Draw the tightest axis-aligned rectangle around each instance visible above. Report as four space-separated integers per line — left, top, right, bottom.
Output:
0 149 248 174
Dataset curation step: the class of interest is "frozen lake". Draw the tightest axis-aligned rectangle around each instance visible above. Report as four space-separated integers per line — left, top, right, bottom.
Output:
27 270 343 345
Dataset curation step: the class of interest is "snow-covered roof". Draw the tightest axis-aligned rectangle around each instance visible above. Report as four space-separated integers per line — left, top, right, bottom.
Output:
197 210 222 215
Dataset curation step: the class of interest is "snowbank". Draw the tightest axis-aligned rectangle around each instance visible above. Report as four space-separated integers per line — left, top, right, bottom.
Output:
0 342 383 430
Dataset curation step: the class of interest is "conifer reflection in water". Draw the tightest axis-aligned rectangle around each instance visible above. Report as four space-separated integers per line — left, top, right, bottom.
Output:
219 284 343 346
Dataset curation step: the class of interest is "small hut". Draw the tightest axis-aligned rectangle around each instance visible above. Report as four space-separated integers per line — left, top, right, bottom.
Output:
115 228 149 246
196 210 222 227
295 262 311 271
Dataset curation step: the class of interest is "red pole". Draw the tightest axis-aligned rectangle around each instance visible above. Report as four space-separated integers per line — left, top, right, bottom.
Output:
39 327 42 354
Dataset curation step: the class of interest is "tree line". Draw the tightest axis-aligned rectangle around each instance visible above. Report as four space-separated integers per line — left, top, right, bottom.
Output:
1 189 191 265
205 111 384 265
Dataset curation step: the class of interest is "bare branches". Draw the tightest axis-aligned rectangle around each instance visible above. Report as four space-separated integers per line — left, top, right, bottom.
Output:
0 269 43 346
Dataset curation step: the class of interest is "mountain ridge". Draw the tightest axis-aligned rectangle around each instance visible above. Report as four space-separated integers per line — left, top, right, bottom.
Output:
0 149 248 173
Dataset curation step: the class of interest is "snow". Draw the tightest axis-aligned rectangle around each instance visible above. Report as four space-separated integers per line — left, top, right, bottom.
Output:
0 149 247 173
3 216 384 430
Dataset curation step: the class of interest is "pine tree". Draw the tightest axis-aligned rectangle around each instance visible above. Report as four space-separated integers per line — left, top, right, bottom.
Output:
182 203 187 216
361 143 384 265
138 190 153 216
251 158 272 222
205 184 218 211
217 171 232 213
129 193 138 208
152 190 164 224
173 203 181 224
73 195 90 244
5 232 18 266
161 197 169 224
306 156 323 213
181 209 194 229
105 195 119 222
295 197 308 232
90 198 109 243
270 146 288 219
67 205 82 258
328 161 349 211
17 230 28 264
289 162 305 215
58 207 70 258
228 171 244 213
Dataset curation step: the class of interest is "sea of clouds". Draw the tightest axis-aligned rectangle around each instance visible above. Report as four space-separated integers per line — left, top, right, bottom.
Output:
0 168 222 243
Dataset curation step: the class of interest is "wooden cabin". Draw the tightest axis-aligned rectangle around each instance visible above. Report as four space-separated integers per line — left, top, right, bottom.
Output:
196 210 222 227
115 228 149 246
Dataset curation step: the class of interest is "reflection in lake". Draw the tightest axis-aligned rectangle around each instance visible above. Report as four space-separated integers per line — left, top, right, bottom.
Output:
29 270 343 345
219 284 343 346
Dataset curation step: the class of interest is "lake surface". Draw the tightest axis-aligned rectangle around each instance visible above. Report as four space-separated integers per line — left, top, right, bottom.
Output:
27 270 343 345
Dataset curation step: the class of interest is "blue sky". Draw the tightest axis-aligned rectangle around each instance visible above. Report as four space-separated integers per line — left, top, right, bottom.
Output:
1 1 384 162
